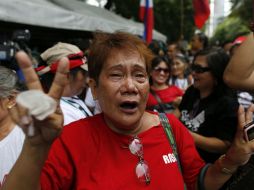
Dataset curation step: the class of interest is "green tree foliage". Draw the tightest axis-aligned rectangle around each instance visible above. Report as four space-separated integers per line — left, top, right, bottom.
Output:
211 17 249 45
230 0 252 22
211 0 252 45
107 0 195 43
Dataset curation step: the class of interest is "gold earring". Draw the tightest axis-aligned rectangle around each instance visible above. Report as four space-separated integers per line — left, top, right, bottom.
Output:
6 102 16 109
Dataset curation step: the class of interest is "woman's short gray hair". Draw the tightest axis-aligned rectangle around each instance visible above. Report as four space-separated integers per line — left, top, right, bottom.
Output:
0 66 19 98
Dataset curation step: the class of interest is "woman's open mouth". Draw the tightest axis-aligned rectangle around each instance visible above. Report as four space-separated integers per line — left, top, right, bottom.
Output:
120 101 138 112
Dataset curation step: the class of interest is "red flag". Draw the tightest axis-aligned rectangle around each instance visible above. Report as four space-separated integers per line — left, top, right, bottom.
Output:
139 0 154 43
193 0 210 29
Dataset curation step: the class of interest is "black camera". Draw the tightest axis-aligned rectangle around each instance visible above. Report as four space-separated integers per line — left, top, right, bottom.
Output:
0 43 15 61
12 29 31 42
0 29 32 70
244 121 254 141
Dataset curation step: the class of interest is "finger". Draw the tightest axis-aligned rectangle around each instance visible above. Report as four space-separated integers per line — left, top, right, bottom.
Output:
15 51 43 90
48 57 69 103
235 105 247 141
238 105 246 130
245 104 254 124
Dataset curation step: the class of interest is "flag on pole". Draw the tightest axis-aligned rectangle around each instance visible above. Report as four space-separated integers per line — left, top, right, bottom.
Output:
139 0 154 43
192 0 210 29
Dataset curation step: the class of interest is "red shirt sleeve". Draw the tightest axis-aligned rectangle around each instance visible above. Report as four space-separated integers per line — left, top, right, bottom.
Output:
40 137 74 190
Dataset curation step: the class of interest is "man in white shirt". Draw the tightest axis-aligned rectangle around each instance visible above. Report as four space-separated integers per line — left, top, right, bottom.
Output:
37 42 93 125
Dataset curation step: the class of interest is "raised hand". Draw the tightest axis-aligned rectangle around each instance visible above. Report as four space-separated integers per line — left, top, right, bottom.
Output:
8 51 69 146
226 104 254 166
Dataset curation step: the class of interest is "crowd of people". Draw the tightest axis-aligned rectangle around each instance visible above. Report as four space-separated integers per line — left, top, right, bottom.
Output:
0 27 254 190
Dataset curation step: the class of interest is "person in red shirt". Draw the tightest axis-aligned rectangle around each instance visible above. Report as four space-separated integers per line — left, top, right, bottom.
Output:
147 56 183 113
2 31 254 190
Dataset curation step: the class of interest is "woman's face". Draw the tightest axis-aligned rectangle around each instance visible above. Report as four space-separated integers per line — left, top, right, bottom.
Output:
191 34 202 51
90 50 150 132
192 55 216 92
150 61 170 85
67 70 87 96
171 58 186 78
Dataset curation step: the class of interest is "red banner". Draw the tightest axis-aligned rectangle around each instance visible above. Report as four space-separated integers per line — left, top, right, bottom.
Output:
193 0 210 29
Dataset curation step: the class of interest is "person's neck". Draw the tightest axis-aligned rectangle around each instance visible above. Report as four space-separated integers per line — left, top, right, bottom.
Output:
104 112 155 136
0 116 15 141
151 83 168 91
199 88 213 99
62 91 73 97
176 74 185 79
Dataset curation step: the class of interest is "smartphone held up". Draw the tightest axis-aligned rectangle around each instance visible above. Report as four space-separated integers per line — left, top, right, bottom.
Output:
244 121 254 141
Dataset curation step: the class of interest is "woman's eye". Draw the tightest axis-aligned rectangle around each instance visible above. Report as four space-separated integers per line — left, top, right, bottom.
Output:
135 73 147 82
135 73 145 78
109 73 123 79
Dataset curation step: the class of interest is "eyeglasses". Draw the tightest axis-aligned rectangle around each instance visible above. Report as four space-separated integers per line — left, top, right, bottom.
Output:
129 136 151 185
191 64 211 73
153 67 170 74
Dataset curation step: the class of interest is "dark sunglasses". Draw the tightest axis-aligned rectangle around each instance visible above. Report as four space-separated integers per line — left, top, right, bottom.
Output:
153 67 170 74
191 64 211 73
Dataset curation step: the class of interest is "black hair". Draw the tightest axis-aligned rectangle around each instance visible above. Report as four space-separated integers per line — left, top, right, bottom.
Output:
149 56 171 85
151 56 171 70
193 47 236 97
174 53 189 64
40 67 86 93
148 40 167 56
196 33 209 49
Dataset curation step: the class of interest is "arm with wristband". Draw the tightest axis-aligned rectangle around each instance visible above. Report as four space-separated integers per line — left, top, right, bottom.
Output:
159 105 254 190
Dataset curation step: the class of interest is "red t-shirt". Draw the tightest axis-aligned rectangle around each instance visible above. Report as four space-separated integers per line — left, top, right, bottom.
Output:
147 85 184 107
41 113 204 190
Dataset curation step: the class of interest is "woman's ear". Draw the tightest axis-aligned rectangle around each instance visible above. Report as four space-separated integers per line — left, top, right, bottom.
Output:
89 79 97 100
6 94 17 109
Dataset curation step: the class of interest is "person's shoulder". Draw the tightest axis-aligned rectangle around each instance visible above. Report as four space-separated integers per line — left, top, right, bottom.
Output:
161 113 186 132
184 85 196 94
181 85 198 101
212 94 239 114
162 113 194 147
217 93 239 106
61 114 104 136
165 85 184 94
167 85 181 90
165 113 182 124
5 125 25 140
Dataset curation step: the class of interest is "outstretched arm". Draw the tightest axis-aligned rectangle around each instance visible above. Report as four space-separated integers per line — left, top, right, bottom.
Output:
2 52 69 190
224 33 254 91
191 132 230 153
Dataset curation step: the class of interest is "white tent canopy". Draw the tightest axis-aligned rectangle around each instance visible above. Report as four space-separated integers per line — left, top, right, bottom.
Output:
0 0 167 42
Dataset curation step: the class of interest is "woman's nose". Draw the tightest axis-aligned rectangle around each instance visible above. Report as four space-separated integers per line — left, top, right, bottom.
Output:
121 77 138 93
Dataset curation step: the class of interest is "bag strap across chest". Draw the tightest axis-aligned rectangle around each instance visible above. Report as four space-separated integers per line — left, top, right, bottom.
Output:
158 113 182 172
